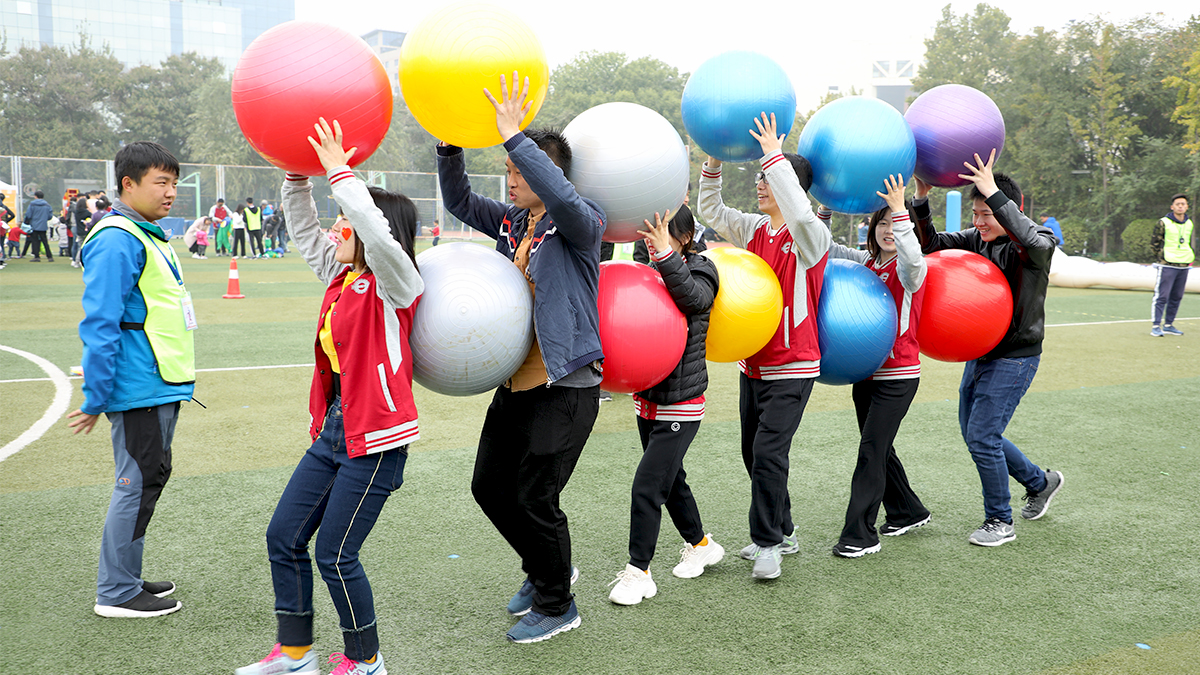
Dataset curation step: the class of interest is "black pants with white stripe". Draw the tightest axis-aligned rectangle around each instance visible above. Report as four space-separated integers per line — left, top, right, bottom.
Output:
839 378 929 547
1152 264 1190 326
628 417 706 570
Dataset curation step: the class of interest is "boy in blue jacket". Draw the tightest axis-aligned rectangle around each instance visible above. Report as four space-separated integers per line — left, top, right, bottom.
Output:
68 141 195 618
437 72 606 644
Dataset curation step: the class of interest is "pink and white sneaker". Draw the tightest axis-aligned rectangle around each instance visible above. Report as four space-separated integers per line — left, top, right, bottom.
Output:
234 644 318 675
328 651 387 675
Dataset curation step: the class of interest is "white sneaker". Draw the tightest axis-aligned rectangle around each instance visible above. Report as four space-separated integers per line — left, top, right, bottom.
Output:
235 644 319 674
608 564 657 605
191 253 200 258
672 535 725 578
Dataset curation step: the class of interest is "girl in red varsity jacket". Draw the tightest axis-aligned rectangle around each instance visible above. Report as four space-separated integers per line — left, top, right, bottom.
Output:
607 205 724 606
238 119 423 675
817 175 931 559
697 113 830 581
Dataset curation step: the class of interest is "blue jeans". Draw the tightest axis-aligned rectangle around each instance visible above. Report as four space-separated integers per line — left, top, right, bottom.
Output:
959 357 1047 522
266 397 406 660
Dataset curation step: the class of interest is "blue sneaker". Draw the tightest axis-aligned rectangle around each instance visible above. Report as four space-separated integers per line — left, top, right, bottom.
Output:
506 600 581 643
506 566 578 616
1150 325 1164 337
1163 325 1184 336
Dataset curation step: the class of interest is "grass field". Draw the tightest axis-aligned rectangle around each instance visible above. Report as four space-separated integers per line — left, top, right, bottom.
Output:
1 240 1198 675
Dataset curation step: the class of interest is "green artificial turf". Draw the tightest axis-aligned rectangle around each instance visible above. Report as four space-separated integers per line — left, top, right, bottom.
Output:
1 243 1198 674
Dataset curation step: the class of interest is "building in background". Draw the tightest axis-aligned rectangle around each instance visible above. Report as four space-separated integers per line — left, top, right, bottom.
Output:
0 0 294 71
872 58 919 112
361 29 405 92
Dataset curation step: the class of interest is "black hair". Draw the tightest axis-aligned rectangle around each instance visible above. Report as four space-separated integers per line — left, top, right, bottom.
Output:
667 204 697 253
784 153 813 192
235 203 245 215
217 198 225 203
114 141 180 195
363 186 420 273
34 190 44 198
866 199 916 261
246 197 254 204
1039 212 1049 219
969 172 1023 211
1171 193 1188 204
524 128 572 177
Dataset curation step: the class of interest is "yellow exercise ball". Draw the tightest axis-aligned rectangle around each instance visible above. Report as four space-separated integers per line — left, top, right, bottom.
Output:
399 2 549 149
701 245 784 363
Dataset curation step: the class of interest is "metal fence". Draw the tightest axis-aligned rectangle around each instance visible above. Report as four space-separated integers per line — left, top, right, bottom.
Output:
2 155 506 237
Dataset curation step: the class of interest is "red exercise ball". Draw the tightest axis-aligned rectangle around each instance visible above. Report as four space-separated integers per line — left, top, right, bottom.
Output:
597 260 687 394
917 249 1013 362
232 21 393 176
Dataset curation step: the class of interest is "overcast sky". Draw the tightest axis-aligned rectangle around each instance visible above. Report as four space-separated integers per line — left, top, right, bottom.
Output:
294 1 1192 110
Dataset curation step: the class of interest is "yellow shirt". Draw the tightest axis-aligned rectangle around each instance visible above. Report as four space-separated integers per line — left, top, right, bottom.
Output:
507 213 550 391
318 271 362 373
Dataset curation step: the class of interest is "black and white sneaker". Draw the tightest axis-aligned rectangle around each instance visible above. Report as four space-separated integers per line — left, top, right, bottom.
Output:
879 514 932 537
142 581 176 598
832 542 881 558
94 590 181 618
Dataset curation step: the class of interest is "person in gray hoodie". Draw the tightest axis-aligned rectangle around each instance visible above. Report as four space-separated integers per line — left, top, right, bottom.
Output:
438 72 605 645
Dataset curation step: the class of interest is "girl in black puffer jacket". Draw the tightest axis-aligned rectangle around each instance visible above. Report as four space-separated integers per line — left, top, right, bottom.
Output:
608 204 726 606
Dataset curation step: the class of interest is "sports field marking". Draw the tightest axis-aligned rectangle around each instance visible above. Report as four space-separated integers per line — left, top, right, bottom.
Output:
1047 316 1198 328
0 345 72 463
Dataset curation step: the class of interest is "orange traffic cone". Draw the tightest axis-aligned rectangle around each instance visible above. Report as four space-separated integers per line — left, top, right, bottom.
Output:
222 259 245 299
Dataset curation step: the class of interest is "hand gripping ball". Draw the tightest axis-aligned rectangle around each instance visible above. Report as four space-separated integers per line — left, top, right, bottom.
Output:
700 247 783 363
905 84 1006 188
917 249 1013 362
399 2 548 148
597 261 687 394
232 22 393 176
796 96 916 214
681 51 797 163
816 259 898 386
410 243 534 396
563 102 689 243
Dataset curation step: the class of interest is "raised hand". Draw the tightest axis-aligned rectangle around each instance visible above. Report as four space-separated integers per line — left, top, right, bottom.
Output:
958 149 999 198
307 118 357 174
637 209 675 257
875 174 907 213
749 112 785 157
484 71 532 142
912 174 932 199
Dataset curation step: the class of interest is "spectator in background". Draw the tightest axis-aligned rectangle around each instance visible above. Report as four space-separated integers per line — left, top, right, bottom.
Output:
1039 213 1064 248
73 196 91 267
431 219 441 246
857 217 869 250
22 190 55 261
57 208 71 257
231 203 247 258
1150 193 1194 337
244 197 264 258
2 193 16 261
209 197 228 223
260 199 274 218
88 198 112 234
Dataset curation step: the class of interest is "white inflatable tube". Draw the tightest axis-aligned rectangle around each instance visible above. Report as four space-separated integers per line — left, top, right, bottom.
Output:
1048 248 1199 293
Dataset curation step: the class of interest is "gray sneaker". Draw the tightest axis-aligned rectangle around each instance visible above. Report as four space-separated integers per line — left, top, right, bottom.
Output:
741 528 798 560
750 544 782 579
1021 470 1065 520
968 517 1015 547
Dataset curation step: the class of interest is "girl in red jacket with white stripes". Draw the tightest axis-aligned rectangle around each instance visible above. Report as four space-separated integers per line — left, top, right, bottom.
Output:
817 175 931 559
237 119 423 675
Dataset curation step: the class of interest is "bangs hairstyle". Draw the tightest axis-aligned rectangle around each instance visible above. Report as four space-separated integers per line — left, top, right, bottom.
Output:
866 199 915 260
667 204 697 253
351 186 420 274
969 172 1023 211
524 128 572 177
114 141 180 195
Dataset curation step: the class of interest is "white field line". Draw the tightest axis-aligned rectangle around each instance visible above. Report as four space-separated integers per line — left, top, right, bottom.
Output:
1047 317 1198 328
0 345 73 462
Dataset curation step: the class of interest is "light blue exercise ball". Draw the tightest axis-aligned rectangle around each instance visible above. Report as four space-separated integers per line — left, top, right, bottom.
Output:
681 51 796 163
797 96 916 214
815 259 898 386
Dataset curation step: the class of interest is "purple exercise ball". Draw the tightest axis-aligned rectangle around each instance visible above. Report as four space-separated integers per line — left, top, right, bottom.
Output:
904 84 1005 188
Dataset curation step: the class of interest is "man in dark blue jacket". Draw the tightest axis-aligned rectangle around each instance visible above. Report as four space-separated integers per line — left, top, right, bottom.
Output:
22 190 54 261
438 72 605 644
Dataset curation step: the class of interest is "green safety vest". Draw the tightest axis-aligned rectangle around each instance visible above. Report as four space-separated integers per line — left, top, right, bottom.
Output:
245 207 262 231
85 214 196 384
611 242 637 261
1160 216 1195 265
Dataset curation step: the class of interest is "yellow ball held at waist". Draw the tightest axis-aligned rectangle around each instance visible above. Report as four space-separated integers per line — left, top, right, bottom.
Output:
399 2 549 149
701 246 784 363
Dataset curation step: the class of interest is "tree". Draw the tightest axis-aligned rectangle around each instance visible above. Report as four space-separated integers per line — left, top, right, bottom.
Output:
185 77 269 167
1068 22 1141 257
910 4 1014 92
122 53 225 159
0 35 124 158
1164 45 1200 152
537 51 688 135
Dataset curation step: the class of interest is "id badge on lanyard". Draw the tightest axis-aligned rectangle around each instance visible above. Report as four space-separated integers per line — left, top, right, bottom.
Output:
181 290 198 331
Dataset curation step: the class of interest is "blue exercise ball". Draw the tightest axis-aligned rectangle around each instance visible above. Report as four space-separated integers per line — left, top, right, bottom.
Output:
797 96 916 214
681 51 796 163
816 259 898 386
